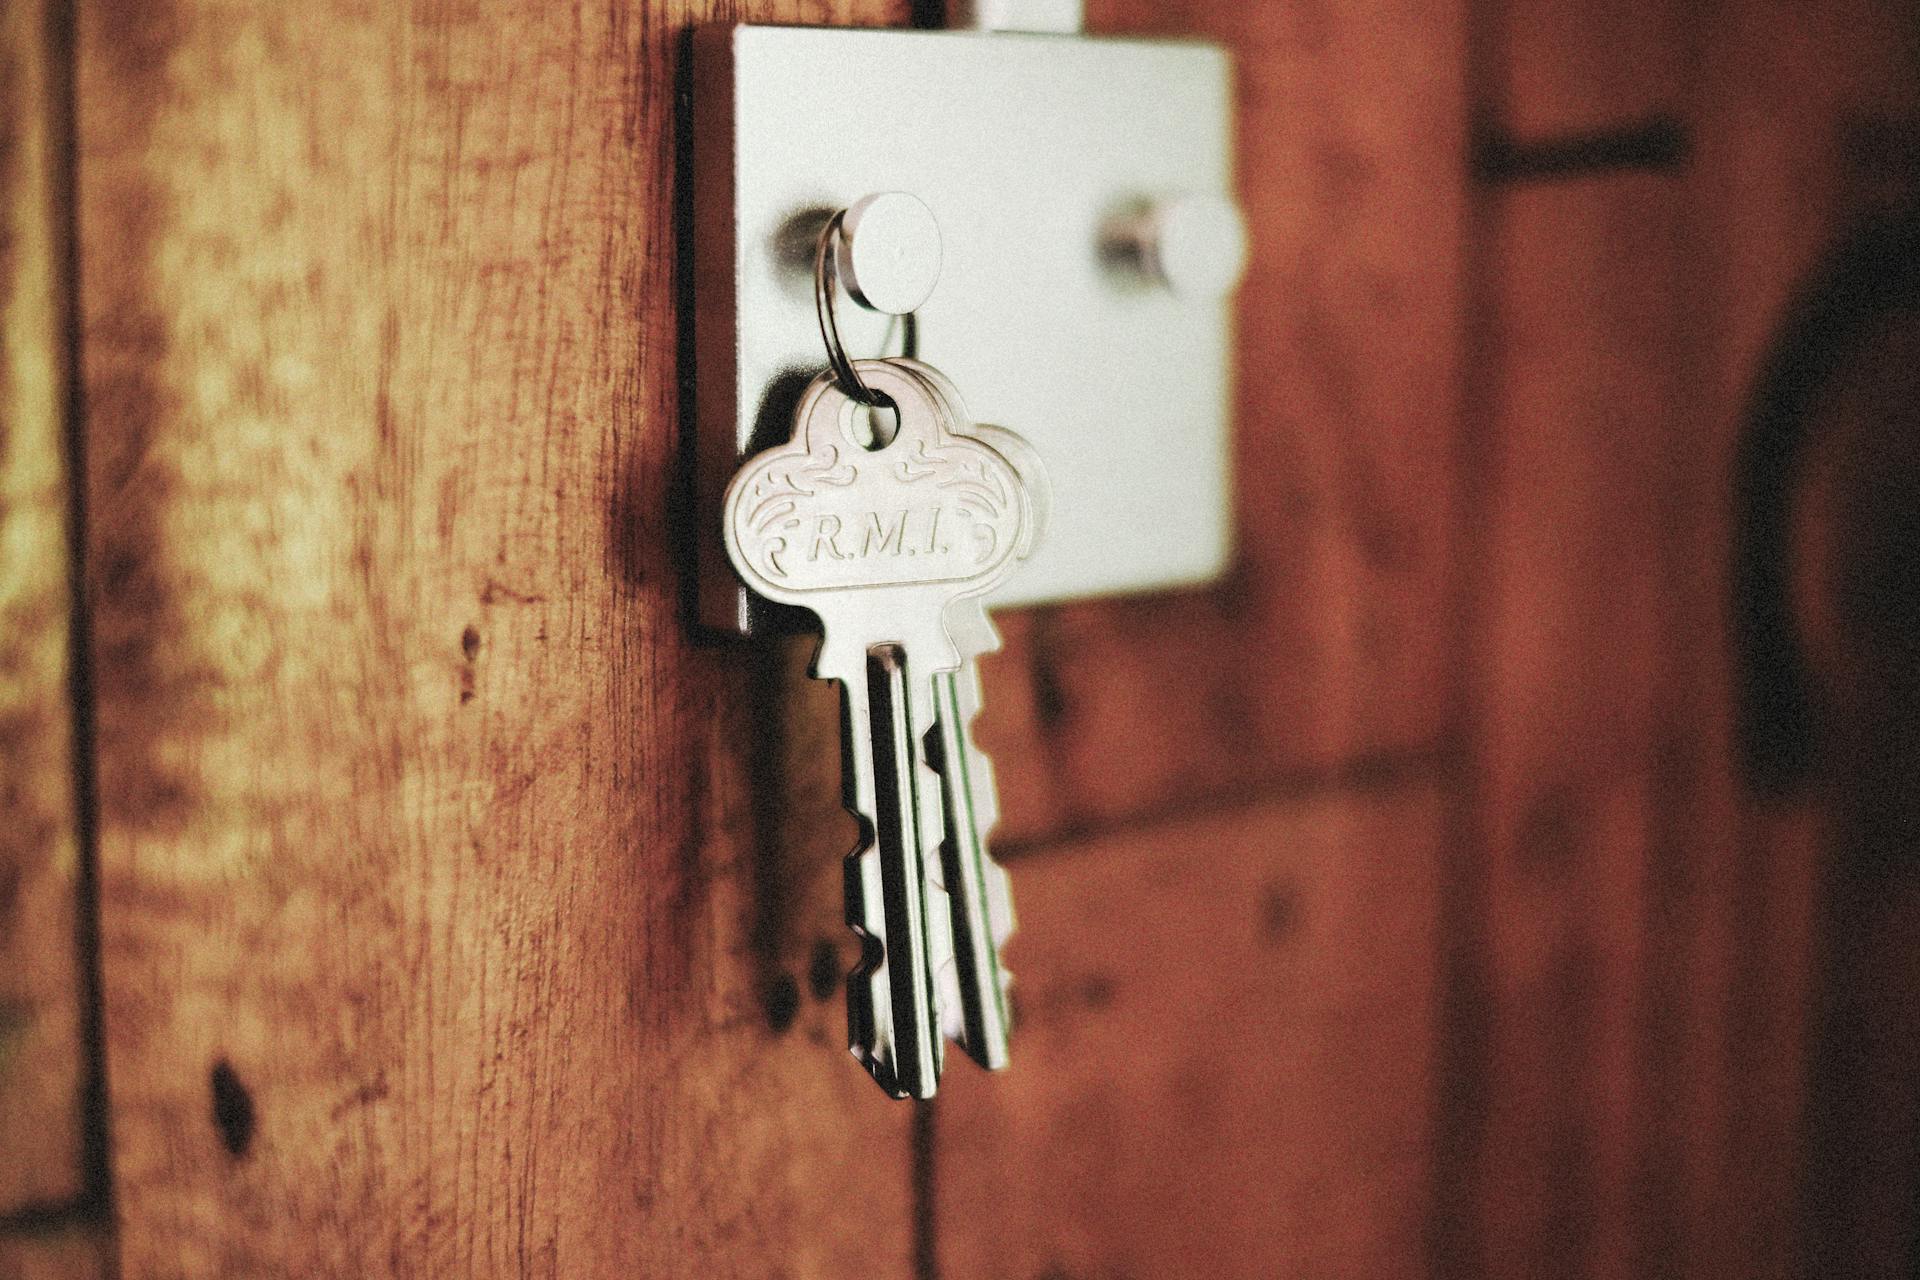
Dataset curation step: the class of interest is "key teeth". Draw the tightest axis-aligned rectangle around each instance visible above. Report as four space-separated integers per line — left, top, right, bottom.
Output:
846 849 933 1099
972 765 1003 847
950 689 1014 950
941 667 1005 838
985 858 1017 949
843 843 891 1084
843 754 950 1100
986 863 1017 1062
847 835 933 1098
936 938 967 1047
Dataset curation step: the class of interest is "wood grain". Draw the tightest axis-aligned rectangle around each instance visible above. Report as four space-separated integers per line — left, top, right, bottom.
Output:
1779 267 1920 1279
0 1230 110 1280
934 782 1446 1280
1452 25 1693 1277
1485 0 1684 138
0 2 1907 1278
978 0 1466 848
1442 9 1694 1280
1437 169 1693 1280
77 1 918 1274
1687 3 1917 1275
0 0 89 1216
1438 1 1920 1277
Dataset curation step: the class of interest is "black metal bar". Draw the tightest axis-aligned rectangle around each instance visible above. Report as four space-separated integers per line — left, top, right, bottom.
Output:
1473 116 1691 184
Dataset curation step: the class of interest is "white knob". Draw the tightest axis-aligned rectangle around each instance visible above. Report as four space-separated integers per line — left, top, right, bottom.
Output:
1109 193 1250 299
836 192 943 316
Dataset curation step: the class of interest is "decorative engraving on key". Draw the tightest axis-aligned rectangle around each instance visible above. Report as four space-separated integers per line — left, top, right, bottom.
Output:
727 400 1023 596
725 365 1028 685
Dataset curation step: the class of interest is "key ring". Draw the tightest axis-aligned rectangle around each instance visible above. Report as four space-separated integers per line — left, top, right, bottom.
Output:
815 210 920 408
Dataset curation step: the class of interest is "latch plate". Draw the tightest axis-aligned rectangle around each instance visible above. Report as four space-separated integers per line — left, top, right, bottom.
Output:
692 25 1239 633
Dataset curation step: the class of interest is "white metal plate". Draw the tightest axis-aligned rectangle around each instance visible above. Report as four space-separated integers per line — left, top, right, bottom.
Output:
693 24 1236 632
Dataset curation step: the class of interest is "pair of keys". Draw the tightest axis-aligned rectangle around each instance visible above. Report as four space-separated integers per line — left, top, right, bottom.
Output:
722 355 1047 1098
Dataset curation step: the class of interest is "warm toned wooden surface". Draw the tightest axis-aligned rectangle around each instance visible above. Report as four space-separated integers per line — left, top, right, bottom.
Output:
936 783 1446 1279
0 0 89 1217
0 1231 110 1280
1434 1 1920 1277
76 0 913 1275
0 0 1912 1276
1792 302 1920 1280
1441 162 1700 1279
1685 3 1917 1275
1486 0 1684 136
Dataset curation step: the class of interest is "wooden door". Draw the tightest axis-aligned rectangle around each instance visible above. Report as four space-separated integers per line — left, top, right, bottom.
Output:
1 0 1915 1276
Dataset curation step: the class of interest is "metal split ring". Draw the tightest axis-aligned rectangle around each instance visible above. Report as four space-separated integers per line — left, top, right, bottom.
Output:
814 209 919 407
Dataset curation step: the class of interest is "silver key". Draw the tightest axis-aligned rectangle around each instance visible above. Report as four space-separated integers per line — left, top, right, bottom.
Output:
723 358 1034 1098
892 360 1049 1072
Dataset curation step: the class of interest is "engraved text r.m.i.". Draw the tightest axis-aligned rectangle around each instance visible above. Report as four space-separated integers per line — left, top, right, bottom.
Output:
809 507 948 563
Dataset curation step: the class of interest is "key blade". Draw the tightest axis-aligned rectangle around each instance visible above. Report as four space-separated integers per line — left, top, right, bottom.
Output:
843 643 946 1099
931 664 1017 1070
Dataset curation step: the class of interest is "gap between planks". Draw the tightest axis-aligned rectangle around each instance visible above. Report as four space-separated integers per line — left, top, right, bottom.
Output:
995 738 1454 860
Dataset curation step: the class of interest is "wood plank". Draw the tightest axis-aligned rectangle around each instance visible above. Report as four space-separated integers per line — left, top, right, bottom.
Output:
0 0 90 1215
1486 0 1684 139
979 0 1467 847
0 1229 111 1280
76 1 919 1274
1435 162 1692 1280
1684 4 1918 1276
1720 802 1823 1278
1449 11 1744 1278
935 781 1446 1279
1444 1 1920 1275
1768 241 1920 1280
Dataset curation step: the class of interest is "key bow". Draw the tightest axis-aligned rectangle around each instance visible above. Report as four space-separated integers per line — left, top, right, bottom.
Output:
723 360 1028 679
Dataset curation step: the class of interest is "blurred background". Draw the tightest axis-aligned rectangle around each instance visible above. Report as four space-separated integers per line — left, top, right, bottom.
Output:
1 0 1917 1276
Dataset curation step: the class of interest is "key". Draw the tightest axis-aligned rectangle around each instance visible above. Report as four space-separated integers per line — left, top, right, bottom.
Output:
722 357 1034 1098
846 360 1045 1071
890 359 1049 1071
